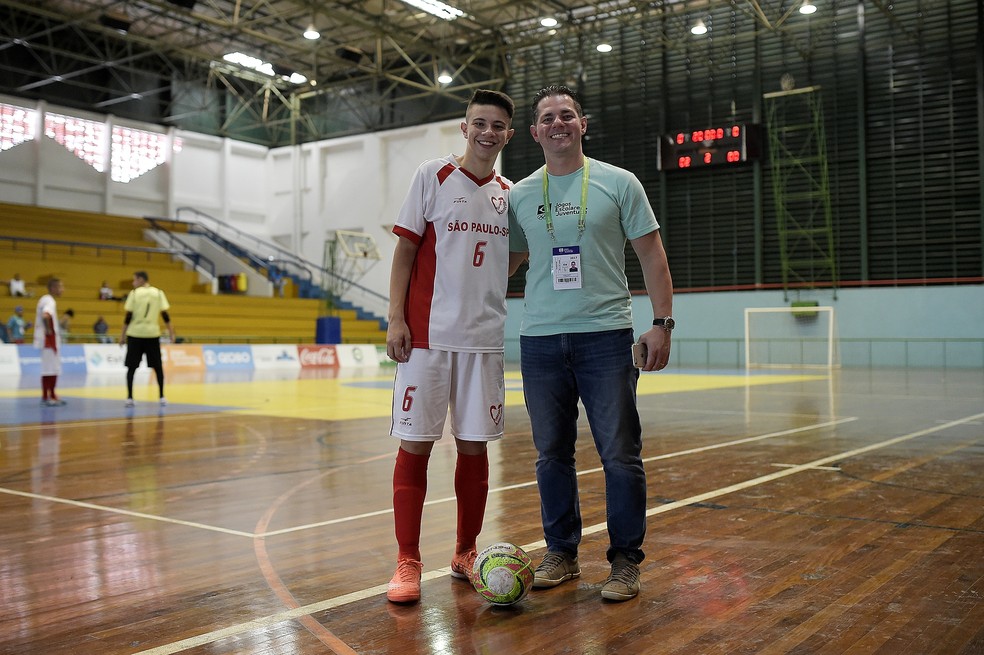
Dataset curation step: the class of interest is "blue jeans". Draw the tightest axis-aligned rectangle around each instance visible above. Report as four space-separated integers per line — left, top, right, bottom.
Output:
520 328 646 564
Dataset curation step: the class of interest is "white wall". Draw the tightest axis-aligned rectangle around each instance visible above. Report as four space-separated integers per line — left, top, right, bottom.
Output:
267 119 468 298
504 285 984 369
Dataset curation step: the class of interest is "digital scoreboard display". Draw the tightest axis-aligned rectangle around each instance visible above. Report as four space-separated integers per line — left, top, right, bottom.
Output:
657 124 762 171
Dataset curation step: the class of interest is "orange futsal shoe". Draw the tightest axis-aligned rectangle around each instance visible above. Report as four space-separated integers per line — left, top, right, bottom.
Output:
450 550 478 585
387 558 423 603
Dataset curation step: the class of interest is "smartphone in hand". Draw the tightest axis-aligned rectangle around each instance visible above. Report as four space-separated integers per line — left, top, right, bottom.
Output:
631 342 648 368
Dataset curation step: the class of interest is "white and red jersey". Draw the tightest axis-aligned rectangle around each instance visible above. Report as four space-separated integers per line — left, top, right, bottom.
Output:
393 154 511 353
33 293 60 351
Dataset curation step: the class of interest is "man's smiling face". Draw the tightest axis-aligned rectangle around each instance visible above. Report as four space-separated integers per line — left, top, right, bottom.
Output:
531 94 586 156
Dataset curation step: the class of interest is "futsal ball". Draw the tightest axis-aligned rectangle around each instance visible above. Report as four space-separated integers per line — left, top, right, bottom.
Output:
471 542 534 606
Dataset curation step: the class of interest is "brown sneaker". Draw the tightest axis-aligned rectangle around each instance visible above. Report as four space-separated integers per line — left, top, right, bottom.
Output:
533 551 580 588
601 553 640 601
387 558 423 603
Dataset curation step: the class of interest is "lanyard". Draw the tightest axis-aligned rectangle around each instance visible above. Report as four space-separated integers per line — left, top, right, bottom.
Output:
542 157 590 242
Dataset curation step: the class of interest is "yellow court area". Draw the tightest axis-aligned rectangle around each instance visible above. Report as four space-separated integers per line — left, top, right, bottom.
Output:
1 368 828 422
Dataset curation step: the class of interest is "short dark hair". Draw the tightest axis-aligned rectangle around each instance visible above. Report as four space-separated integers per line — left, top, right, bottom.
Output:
531 84 584 123
65 309 75 317
467 89 515 121
134 271 149 282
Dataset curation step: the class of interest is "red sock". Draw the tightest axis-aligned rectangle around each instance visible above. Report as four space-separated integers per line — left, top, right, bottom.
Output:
41 376 54 401
454 450 489 555
393 448 429 562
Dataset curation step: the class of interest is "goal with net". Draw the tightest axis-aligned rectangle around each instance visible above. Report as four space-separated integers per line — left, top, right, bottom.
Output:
744 306 839 369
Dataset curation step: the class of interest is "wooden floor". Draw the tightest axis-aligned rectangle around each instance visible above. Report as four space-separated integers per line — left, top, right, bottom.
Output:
1 365 982 654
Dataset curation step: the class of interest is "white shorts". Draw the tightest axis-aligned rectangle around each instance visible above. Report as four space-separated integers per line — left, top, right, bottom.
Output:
40 348 61 376
390 349 504 442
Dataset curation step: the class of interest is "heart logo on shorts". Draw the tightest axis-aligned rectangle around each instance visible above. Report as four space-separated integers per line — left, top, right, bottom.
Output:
489 404 503 425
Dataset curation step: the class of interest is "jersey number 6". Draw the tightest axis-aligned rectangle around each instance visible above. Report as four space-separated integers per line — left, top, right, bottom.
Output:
473 241 488 267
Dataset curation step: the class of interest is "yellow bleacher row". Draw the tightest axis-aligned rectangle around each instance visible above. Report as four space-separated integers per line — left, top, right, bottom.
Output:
0 203 386 344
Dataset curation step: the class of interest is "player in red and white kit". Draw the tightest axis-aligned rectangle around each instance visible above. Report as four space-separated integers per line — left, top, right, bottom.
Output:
385 89 515 603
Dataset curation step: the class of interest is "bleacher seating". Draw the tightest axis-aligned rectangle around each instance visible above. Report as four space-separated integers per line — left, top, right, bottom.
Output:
0 202 385 344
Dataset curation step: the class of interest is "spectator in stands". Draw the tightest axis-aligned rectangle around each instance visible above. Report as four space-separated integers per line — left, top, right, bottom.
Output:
93 316 111 343
9 273 30 297
35 278 66 406
6 305 32 344
59 308 74 335
99 281 120 301
120 271 175 407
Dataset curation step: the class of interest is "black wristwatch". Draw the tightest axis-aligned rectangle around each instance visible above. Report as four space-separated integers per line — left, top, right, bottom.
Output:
653 316 675 331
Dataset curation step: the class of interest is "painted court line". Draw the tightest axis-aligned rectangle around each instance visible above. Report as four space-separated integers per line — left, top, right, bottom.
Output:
0 487 255 538
0 418 857 540
772 463 841 471
259 418 857 538
132 411 984 655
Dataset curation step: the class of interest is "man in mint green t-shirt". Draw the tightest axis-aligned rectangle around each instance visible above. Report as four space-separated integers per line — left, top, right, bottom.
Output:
507 84 674 602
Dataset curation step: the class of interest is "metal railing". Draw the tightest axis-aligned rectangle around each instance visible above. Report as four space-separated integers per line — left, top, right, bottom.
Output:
170 207 389 319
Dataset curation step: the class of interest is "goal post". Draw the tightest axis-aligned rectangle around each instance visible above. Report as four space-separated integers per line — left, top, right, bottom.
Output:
744 306 839 369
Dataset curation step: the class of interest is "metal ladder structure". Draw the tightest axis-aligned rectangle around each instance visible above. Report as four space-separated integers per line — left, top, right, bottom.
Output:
764 85 837 300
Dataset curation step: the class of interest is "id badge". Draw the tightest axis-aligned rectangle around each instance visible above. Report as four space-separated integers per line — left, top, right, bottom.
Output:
552 246 582 290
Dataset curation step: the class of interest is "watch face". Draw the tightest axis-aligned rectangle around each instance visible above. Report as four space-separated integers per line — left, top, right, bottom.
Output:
664 317 675 330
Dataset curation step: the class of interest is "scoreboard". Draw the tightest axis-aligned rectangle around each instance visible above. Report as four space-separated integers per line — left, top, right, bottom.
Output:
658 123 763 171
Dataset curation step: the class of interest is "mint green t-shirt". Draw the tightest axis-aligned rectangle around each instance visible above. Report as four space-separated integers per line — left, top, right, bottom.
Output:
508 157 659 336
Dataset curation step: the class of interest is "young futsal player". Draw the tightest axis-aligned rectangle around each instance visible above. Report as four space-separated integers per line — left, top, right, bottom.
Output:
385 89 515 603
34 278 65 406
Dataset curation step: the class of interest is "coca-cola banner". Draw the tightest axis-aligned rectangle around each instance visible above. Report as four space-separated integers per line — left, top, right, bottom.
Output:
297 345 339 368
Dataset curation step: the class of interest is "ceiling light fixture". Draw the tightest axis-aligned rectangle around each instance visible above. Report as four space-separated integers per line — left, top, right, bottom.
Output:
540 17 558 28
799 1 818 14
400 0 464 21
596 43 613 53
437 70 453 84
223 52 307 84
303 23 320 40
690 19 707 35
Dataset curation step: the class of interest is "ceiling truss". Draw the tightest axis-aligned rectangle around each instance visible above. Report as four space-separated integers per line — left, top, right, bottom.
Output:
0 0 926 146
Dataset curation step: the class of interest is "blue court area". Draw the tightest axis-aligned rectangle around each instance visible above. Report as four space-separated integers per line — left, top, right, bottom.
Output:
0 395 232 424
0 371 243 425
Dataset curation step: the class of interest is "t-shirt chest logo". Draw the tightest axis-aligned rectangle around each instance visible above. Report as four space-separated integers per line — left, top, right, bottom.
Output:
490 196 506 214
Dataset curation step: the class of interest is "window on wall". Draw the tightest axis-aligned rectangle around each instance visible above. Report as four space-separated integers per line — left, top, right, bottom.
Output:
0 102 37 152
44 112 106 172
40 112 172 182
111 126 168 183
